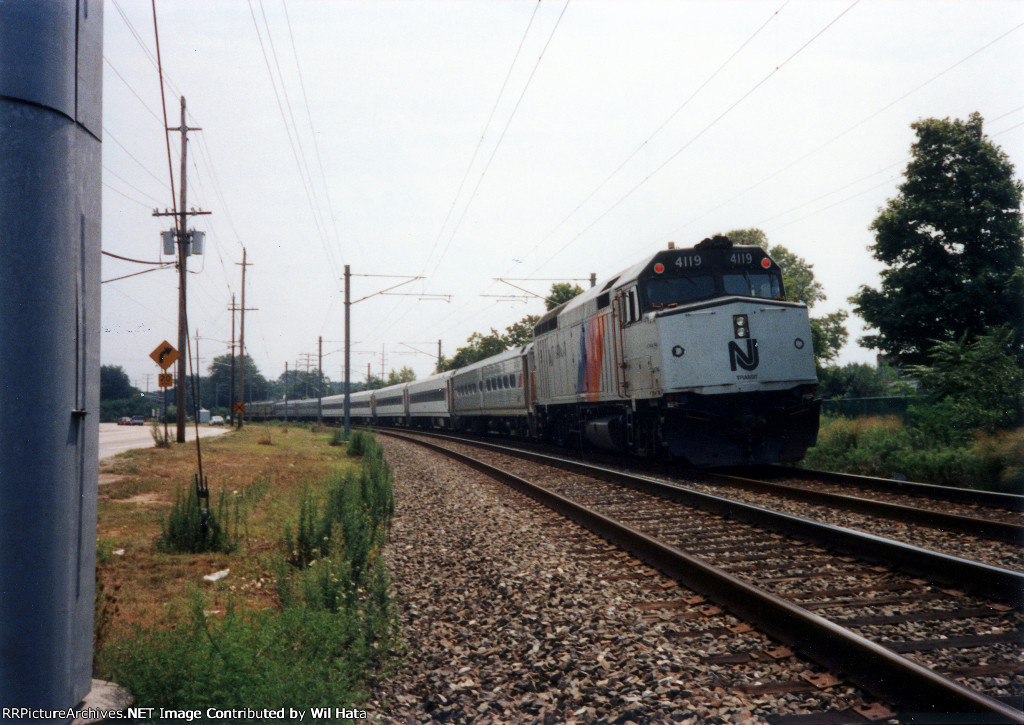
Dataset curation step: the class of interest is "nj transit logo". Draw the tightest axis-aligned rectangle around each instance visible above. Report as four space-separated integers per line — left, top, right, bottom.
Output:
728 339 759 371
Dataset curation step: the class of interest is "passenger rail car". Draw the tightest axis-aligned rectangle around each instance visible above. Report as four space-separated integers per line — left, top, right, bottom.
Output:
251 236 820 467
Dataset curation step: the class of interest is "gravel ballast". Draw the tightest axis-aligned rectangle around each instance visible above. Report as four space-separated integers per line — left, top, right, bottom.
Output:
368 437 881 724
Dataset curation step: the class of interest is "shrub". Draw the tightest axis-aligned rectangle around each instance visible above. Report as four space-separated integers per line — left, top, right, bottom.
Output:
157 484 238 554
346 430 371 457
150 421 171 448
804 414 1024 492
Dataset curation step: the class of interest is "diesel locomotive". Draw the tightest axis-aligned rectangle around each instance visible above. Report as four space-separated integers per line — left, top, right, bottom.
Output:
252 236 821 467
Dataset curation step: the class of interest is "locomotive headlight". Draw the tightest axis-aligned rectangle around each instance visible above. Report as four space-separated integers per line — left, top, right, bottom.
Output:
733 314 749 339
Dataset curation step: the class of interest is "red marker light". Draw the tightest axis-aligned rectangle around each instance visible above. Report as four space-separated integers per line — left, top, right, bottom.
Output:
654 263 665 274
761 258 772 269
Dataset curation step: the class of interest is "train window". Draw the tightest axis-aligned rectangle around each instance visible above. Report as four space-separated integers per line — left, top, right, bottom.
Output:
597 292 609 309
722 271 782 299
646 275 715 307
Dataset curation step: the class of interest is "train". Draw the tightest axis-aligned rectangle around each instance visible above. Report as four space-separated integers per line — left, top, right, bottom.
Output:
251 236 821 467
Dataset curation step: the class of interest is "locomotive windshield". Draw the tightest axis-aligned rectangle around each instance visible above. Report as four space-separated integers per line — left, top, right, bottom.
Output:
722 271 783 299
638 243 786 311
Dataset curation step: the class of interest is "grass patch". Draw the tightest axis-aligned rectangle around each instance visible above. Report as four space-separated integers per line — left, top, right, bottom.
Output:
95 425 398 717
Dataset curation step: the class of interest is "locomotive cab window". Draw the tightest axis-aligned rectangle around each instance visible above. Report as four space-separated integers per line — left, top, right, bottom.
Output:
722 271 782 299
646 275 715 308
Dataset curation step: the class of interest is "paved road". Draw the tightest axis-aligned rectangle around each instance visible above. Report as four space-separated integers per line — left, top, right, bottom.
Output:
98 422 231 461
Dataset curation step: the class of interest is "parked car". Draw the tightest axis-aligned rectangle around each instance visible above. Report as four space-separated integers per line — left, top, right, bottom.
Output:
209 415 225 426
117 417 132 425
131 415 146 426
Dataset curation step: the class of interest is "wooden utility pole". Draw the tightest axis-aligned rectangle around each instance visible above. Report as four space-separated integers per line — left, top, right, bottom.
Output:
229 295 237 425
152 96 209 442
317 335 323 426
344 265 351 437
235 248 254 429
174 98 189 443
194 329 201 415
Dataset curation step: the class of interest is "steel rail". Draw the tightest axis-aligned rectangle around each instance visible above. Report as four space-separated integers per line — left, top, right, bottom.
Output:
382 429 1024 723
390 429 1024 607
698 470 1024 545
763 465 1024 512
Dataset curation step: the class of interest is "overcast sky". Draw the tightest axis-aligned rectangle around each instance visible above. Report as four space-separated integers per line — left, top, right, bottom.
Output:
99 0 1024 392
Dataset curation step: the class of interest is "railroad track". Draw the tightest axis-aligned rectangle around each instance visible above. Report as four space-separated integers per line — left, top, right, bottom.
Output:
379 429 1024 723
370 426 1024 566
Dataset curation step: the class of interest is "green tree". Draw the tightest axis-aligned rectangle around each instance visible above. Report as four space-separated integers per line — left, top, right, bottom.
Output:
204 354 268 408
817 361 909 399
851 113 1024 366
504 314 540 347
100 365 137 401
385 367 416 386
546 282 584 311
726 228 848 366
908 326 1023 431
442 329 508 370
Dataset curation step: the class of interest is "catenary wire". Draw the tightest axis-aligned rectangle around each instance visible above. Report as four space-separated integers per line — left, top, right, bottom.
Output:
525 0 862 279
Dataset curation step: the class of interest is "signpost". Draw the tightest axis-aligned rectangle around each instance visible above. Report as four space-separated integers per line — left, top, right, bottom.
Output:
151 341 178 442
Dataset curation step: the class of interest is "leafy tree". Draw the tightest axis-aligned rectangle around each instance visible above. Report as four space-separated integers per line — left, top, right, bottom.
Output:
726 228 848 366
442 329 508 371
809 311 849 367
908 326 1023 431
504 314 540 347
362 367 416 390
817 361 910 399
851 113 1024 366
204 353 267 408
546 282 584 311
440 288 560 371
385 367 416 386
272 367 327 401
100 365 137 401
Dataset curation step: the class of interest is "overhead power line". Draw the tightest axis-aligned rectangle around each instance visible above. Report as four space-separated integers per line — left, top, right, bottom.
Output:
247 0 341 283
527 0 862 278
426 0 573 282
419 0 544 279
508 0 790 277
668 16 1024 239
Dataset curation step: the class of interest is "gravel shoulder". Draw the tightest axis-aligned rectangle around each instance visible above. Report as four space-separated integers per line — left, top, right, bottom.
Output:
368 437 878 725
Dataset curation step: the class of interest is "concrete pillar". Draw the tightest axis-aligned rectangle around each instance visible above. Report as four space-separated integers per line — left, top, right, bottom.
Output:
0 1 103 719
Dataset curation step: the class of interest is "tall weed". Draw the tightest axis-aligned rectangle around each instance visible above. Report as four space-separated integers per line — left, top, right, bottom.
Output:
157 486 238 553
